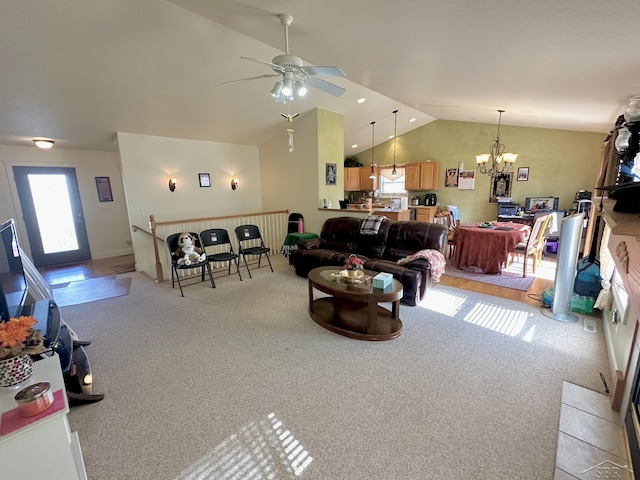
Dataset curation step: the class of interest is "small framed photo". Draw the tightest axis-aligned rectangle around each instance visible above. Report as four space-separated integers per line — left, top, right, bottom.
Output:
445 168 459 187
95 176 113 202
517 167 529 181
198 173 211 187
326 163 337 185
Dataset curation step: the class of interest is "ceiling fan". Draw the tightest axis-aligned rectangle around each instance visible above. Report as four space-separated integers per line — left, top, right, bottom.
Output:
221 13 346 103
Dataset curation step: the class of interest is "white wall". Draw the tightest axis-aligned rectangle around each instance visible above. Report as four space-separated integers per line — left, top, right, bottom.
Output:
117 132 264 275
0 144 132 260
259 108 344 234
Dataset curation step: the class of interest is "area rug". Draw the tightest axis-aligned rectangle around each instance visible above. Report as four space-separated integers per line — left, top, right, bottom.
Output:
443 259 536 291
112 263 135 274
52 275 132 307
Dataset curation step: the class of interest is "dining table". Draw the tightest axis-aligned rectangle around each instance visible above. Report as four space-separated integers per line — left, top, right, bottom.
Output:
453 221 531 274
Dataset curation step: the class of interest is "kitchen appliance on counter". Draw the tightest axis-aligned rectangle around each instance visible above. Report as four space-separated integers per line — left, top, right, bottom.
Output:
411 195 421 206
424 193 437 206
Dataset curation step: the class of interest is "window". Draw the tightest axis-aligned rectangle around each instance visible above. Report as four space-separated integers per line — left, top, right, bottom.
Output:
378 166 406 195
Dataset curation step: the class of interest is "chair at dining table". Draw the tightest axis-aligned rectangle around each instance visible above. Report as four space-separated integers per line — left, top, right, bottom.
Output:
435 207 460 259
507 214 553 277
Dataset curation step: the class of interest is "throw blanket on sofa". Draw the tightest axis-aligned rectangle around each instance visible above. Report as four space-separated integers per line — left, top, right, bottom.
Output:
360 215 387 235
396 249 446 282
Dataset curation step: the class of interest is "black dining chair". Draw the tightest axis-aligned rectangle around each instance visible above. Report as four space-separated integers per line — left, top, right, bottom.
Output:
199 228 242 281
166 232 215 296
234 225 273 279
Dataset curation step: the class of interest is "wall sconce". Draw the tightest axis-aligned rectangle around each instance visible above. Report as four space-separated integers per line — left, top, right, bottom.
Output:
168 177 177 192
231 178 239 190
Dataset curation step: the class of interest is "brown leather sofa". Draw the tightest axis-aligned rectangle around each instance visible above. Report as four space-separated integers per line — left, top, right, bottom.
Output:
293 216 447 306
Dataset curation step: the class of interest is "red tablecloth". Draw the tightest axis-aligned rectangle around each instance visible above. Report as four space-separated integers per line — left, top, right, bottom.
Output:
454 222 531 274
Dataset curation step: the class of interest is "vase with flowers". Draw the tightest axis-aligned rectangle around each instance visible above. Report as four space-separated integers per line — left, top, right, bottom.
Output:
0 316 47 387
344 254 364 278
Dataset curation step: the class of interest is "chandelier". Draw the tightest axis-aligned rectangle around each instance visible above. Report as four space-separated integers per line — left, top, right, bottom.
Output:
476 109 518 176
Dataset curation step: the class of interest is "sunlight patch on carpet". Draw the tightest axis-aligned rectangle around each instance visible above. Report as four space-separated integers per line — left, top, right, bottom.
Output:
420 288 468 316
175 412 312 480
464 302 531 336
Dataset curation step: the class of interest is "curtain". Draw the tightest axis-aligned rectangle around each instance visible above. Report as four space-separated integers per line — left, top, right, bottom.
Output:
379 166 405 181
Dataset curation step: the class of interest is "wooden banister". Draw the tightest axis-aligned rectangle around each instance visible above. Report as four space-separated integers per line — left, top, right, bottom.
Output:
149 215 164 283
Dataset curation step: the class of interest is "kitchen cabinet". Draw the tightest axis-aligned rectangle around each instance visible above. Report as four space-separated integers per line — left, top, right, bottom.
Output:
373 209 411 222
359 166 377 191
405 162 440 191
344 168 361 191
409 206 438 223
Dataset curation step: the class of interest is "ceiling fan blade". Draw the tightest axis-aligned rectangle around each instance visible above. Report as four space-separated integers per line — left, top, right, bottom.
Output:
306 76 346 97
302 65 346 77
241 56 284 73
220 73 280 86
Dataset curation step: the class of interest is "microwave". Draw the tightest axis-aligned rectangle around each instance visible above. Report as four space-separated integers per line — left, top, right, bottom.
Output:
498 203 520 216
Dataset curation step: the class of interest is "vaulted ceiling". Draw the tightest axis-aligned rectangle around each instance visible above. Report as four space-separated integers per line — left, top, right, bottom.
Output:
0 0 637 156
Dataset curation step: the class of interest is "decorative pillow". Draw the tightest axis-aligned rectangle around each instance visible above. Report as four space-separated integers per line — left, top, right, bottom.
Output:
396 249 446 282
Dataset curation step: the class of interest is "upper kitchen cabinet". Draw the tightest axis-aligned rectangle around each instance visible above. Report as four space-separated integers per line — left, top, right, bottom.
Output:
359 166 377 192
344 167 361 191
405 162 441 191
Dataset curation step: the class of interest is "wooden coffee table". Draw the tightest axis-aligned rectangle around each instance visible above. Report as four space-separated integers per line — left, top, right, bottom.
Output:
307 266 403 341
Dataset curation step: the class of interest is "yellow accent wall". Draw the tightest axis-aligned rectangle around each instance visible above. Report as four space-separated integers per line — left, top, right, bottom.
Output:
358 119 605 222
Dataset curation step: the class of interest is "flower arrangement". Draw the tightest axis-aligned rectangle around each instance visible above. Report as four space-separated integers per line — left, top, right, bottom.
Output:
344 254 364 271
0 316 47 360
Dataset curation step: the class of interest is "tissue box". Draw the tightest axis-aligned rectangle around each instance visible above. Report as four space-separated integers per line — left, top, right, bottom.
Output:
373 272 393 289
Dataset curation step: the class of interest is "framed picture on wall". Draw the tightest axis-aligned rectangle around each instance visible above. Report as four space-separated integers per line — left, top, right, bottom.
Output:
445 168 459 187
95 176 113 202
489 173 513 203
326 163 337 185
517 167 529 181
198 173 211 187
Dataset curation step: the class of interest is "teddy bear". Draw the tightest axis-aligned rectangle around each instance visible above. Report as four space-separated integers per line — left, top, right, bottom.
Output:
173 232 206 266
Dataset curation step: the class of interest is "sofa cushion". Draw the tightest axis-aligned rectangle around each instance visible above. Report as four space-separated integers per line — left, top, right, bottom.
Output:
384 221 447 261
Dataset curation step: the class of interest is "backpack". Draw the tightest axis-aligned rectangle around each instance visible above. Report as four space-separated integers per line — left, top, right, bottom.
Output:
574 256 602 298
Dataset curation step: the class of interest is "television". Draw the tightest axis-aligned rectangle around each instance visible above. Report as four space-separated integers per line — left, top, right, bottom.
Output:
0 219 28 321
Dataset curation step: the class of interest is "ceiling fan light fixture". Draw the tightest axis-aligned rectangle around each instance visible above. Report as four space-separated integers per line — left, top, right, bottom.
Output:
270 81 283 98
295 80 307 97
281 75 294 97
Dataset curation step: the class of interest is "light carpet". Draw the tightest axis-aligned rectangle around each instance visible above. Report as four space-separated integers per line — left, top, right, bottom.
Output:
63 256 609 480
444 258 537 291
52 275 132 307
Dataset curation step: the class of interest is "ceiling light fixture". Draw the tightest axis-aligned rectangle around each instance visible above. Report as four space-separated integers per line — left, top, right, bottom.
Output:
281 73 294 97
295 80 307 97
391 110 399 179
476 109 518 176
33 139 54 149
369 121 376 179
270 81 283 98
357 98 366 104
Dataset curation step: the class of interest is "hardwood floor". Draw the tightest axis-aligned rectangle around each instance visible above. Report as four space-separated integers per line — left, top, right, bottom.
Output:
441 255 556 308
38 254 135 286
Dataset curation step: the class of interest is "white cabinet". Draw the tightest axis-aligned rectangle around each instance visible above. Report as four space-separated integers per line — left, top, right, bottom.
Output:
0 354 87 480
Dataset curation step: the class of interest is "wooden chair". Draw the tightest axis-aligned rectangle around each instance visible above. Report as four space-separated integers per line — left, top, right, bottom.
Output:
507 214 552 277
434 209 459 259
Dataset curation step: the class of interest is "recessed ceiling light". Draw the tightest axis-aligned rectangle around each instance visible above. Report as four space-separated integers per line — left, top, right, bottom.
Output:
351 144 358 149
33 139 55 149
409 118 416 123
356 98 366 104
388 135 394 139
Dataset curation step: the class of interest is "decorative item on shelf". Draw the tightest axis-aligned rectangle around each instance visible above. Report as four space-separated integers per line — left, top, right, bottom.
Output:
14 381 54 417
0 315 47 387
343 254 364 278
476 110 518 176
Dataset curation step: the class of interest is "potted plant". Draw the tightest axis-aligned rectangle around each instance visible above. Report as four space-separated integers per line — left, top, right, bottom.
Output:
0 316 47 387
343 254 364 278
344 156 363 167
